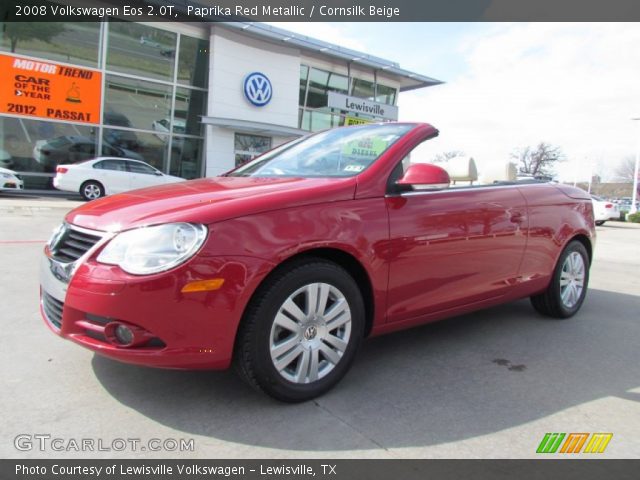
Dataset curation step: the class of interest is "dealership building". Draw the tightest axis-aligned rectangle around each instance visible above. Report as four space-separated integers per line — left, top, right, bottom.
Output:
0 20 441 189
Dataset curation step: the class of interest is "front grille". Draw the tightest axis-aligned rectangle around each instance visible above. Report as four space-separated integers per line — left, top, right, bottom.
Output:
42 292 64 329
51 225 102 263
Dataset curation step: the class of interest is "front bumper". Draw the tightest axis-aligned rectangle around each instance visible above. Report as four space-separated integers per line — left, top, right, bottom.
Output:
40 224 274 370
1 177 23 190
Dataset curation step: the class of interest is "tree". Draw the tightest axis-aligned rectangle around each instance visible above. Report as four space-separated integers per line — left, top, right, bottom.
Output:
615 156 637 183
512 142 564 177
430 150 465 164
3 22 66 53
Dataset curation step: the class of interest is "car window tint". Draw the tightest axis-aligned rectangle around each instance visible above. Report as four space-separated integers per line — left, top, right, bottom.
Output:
126 161 157 175
94 160 126 171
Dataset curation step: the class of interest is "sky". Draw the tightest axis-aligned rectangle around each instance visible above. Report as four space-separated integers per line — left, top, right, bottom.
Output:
271 22 640 182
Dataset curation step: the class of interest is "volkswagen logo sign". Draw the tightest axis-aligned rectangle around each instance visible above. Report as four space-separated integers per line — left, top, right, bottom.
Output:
243 72 272 107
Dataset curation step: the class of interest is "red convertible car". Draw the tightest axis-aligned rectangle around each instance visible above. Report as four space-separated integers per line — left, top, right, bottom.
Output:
40 123 595 402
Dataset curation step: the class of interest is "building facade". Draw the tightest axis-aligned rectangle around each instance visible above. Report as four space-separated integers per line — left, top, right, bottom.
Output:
0 21 440 190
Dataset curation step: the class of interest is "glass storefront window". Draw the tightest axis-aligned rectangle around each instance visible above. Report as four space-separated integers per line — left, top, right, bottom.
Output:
103 128 169 172
376 84 397 105
174 87 206 136
299 65 309 106
107 23 176 81
104 75 172 132
177 35 208 87
300 110 343 132
306 68 348 108
0 22 100 68
169 137 202 179
351 78 375 101
234 133 271 167
1 116 96 187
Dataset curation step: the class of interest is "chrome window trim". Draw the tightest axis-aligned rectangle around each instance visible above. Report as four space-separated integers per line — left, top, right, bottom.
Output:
386 181 550 198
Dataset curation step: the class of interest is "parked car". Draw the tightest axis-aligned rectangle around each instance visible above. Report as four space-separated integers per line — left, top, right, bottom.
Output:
152 117 186 135
53 157 184 200
0 167 23 191
591 195 620 225
104 111 139 149
34 136 143 170
40 123 595 402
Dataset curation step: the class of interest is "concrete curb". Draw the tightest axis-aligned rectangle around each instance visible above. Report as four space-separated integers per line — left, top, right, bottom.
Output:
0 199 84 215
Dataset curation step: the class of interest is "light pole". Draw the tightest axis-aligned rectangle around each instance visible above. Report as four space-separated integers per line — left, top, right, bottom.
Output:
632 118 640 215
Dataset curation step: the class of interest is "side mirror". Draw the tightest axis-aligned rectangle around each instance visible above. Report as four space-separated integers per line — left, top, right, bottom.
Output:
396 163 450 190
154 171 163 176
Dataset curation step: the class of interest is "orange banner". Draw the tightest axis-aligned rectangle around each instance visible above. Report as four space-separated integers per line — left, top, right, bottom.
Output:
0 53 101 124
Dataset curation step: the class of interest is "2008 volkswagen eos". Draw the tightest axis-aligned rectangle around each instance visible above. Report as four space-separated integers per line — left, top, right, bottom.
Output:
40 123 595 401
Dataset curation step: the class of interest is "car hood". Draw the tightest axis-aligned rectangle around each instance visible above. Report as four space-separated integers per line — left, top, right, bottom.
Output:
0 167 18 176
66 176 357 231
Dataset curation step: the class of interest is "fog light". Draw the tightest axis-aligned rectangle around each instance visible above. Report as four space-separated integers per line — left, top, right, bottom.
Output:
104 321 156 348
114 324 134 346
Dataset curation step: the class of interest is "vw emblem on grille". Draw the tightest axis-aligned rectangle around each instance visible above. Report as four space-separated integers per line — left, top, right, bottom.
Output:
243 72 272 107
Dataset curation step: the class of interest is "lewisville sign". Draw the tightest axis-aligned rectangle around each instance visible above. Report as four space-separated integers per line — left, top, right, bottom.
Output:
328 91 398 121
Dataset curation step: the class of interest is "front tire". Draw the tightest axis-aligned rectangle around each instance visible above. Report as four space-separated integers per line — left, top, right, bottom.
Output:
234 259 364 402
530 240 590 318
80 180 105 201
595 220 605 226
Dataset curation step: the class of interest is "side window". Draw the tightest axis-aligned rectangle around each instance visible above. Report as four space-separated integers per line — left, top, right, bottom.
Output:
94 159 126 171
126 161 157 175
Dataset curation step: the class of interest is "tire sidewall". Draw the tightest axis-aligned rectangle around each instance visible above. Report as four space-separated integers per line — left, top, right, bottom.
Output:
250 262 365 402
551 241 590 317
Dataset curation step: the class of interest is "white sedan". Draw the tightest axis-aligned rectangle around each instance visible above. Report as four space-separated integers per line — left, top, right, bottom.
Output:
0 167 24 191
53 157 185 201
591 195 620 226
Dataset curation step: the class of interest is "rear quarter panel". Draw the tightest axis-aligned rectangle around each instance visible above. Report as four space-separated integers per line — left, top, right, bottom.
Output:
516 183 595 296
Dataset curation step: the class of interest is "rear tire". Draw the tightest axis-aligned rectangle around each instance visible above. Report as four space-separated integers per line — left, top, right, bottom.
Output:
234 258 364 402
530 240 590 319
80 180 105 201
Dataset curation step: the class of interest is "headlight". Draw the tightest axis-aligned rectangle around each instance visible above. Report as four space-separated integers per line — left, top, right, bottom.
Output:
97 223 207 275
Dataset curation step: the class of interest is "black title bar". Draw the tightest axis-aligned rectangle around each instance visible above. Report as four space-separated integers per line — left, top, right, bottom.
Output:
3 0 640 22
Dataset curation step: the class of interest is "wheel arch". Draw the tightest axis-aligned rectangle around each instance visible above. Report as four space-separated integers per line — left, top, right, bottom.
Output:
568 233 593 266
240 247 376 339
80 179 105 194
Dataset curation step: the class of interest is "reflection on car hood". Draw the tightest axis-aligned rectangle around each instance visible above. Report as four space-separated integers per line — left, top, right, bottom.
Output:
66 176 357 231
0 167 18 176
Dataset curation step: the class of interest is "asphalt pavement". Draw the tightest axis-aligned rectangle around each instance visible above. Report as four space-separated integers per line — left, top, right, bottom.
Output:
0 197 639 459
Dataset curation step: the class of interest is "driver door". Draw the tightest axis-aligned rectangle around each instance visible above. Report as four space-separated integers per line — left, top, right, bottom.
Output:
385 166 528 324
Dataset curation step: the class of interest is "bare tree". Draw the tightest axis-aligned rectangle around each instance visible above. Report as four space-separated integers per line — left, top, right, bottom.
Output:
615 156 637 182
430 150 465 164
512 142 564 176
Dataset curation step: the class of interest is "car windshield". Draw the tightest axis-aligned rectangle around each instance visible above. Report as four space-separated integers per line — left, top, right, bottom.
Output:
228 123 414 178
